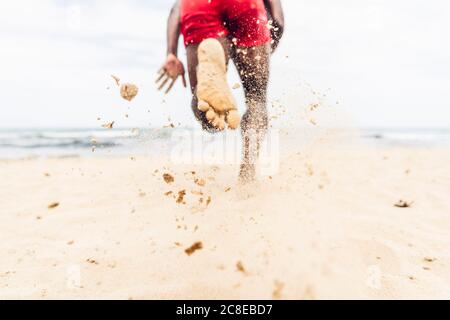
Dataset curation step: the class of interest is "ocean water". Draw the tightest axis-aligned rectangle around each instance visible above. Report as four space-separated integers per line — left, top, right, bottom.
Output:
0 128 172 158
0 127 449 159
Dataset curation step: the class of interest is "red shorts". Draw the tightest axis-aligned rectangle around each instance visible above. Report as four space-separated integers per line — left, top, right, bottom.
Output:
180 0 271 47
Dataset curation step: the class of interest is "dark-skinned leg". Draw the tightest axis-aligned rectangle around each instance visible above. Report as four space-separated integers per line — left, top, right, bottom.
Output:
185 38 232 131
231 44 271 182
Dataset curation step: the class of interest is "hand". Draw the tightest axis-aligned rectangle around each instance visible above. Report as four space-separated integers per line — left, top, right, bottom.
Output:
270 19 284 53
156 53 187 94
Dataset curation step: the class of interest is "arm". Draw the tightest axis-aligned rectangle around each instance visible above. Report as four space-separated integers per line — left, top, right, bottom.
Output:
167 0 181 55
264 0 285 52
156 0 187 94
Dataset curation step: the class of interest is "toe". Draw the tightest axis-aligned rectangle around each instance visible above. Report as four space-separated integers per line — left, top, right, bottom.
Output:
198 100 210 112
217 115 226 130
227 110 241 129
211 116 221 128
206 108 217 122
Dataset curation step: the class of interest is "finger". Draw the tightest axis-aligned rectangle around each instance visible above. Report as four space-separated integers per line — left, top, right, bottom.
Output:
165 78 177 94
155 71 166 84
158 75 170 91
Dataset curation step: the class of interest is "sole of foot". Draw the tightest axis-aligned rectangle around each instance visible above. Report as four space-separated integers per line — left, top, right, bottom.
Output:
196 38 241 131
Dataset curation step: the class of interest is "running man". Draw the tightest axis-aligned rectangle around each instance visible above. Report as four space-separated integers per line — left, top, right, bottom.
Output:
157 0 284 182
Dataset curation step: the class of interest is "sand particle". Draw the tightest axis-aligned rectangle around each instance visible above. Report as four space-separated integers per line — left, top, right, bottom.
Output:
236 261 247 274
185 242 203 256
177 190 187 204
394 200 413 208
163 173 175 184
111 75 120 86
195 178 206 187
48 202 60 209
102 122 115 129
86 258 99 265
272 281 285 299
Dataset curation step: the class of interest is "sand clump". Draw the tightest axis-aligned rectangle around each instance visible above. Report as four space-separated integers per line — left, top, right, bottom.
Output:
110 75 138 101
196 38 240 130
102 121 115 129
176 190 186 204
47 202 59 209
394 200 413 208
185 242 203 256
194 178 206 187
163 173 175 184
236 261 247 275
86 258 99 265
120 83 139 101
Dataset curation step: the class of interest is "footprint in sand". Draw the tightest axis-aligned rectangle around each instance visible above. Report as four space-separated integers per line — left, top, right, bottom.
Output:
196 38 240 130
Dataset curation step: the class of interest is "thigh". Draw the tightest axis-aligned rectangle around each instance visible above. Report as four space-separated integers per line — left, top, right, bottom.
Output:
185 37 233 94
223 0 271 48
180 0 229 47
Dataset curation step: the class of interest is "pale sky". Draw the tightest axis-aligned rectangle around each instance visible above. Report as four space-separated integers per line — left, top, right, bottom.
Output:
0 0 449 129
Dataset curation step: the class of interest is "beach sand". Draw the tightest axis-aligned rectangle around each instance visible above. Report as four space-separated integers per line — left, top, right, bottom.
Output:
1 144 450 299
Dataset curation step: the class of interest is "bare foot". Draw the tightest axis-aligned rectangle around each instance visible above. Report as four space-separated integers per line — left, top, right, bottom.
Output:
197 39 241 130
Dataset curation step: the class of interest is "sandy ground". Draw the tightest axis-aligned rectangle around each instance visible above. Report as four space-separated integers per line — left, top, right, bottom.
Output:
1 144 450 300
